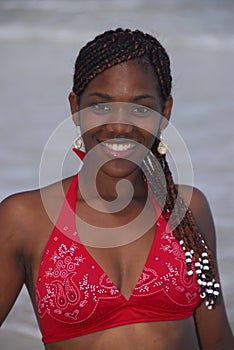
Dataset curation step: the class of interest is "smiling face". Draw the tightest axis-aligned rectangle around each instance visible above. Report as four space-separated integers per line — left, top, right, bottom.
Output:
69 59 172 178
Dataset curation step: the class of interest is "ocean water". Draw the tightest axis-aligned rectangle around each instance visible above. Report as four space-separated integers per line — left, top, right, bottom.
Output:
0 0 234 340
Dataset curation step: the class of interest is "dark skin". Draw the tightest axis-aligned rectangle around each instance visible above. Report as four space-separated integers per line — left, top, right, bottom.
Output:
0 61 233 350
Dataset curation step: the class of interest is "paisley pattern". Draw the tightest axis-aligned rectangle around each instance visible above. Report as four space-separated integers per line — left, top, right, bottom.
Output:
37 239 121 322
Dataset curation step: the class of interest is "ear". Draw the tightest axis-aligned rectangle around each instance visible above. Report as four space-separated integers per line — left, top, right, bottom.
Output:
68 92 80 126
163 95 173 120
160 95 173 130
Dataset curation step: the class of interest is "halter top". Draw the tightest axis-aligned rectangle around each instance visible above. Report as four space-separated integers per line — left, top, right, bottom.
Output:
36 173 201 344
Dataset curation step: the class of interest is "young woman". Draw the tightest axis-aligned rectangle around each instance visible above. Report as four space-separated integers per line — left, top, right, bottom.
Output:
0 28 233 350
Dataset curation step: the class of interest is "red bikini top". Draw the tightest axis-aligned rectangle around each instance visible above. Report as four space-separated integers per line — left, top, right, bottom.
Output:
36 173 201 344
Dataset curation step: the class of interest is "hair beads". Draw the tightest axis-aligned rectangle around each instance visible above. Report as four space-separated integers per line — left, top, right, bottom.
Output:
72 28 220 308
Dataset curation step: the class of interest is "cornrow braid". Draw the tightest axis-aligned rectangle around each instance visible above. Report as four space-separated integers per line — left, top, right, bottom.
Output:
73 28 171 102
72 27 220 309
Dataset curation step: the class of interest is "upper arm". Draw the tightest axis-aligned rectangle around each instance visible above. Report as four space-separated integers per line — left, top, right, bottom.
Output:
0 180 67 327
181 186 234 349
0 196 26 326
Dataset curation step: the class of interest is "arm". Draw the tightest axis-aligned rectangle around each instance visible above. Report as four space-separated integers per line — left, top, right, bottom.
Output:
0 195 26 325
187 187 234 350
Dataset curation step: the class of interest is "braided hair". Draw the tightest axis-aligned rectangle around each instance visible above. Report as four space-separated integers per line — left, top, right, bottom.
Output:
72 28 220 309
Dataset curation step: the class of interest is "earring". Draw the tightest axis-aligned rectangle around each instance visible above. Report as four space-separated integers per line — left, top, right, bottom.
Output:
157 134 168 155
73 136 83 149
72 126 85 161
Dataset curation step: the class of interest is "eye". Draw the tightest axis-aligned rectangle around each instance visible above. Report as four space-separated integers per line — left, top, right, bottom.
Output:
131 105 152 117
89 103 111 114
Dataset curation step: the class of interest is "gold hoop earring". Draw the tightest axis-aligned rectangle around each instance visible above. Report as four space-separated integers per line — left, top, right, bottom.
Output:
157 134 168 155
73 136 83 149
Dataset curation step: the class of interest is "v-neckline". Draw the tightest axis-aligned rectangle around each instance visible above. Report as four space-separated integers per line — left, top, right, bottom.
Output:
71 173 160 302
77 224 159 302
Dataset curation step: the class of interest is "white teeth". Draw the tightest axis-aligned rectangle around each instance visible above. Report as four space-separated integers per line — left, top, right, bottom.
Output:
103 142 135 151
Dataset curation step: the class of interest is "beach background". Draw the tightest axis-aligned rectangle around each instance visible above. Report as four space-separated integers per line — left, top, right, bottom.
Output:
0 0 233 348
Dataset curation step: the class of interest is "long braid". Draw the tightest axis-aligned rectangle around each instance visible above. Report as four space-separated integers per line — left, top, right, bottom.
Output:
72 28 220 308
148 139 219 307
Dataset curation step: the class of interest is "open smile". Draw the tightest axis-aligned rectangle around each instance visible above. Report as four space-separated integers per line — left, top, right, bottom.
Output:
99 139 138 158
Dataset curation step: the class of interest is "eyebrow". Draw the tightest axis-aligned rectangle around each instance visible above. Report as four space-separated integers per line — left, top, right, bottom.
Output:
133 94 156 101
88 92 112 100
87 92 156 101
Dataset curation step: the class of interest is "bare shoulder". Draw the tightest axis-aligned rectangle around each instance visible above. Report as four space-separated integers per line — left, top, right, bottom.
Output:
178 184 213 218
0 190 42 242
0 176 73 246
178 184 216 254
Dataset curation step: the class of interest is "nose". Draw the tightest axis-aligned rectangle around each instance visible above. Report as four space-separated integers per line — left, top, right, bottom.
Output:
105 107 134 134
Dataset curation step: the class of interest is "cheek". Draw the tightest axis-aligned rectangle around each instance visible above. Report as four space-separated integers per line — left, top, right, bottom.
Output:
79 114 92 135
147 133 158 150
79 109 108 136
81 131 96 148
139 117 161 146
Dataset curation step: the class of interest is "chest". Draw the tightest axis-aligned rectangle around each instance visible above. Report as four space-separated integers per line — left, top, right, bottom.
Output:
83 225 156 299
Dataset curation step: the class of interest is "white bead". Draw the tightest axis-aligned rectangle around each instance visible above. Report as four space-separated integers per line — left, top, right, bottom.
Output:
206 289 213 294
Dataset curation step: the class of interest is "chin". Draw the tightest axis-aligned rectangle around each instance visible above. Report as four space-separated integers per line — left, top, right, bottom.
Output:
100 159 140 179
